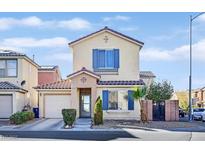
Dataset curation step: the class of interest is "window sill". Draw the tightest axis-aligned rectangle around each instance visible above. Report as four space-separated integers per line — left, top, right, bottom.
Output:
105 110 132 113
94 69 118 75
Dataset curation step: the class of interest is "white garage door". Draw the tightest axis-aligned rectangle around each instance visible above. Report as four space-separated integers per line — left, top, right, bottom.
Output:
0 94 12 118
44 95 71 118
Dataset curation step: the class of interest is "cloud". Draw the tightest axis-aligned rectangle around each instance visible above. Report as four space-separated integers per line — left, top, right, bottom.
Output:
148 29 188 42
58 18 91 30
141 39 205 61
0 37 69 48
0 16 91 31
46 52 72 61
103 15 130 22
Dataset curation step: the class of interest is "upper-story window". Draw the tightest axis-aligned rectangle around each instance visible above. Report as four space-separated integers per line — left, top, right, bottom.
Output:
0 59 17 77
93 49 119 72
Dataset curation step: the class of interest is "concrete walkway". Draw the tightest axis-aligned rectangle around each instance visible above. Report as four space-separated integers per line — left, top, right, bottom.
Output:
73 118 92 130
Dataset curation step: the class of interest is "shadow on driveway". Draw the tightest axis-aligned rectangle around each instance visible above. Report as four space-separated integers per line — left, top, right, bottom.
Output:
0 130 139 141
115 125 156 132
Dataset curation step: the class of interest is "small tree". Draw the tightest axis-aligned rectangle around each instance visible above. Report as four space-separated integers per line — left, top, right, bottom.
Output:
94 96 103 125
146 80 174 102
132 86 148 123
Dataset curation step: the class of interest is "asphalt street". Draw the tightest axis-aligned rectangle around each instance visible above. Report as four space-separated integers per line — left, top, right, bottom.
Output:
1 119 205 141
0 129 205 141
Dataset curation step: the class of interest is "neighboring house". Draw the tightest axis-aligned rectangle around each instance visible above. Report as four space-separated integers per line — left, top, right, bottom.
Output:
35 27 146 120
193 87 205 107
38 65 62 85
139 71 156 87
0 50 39 118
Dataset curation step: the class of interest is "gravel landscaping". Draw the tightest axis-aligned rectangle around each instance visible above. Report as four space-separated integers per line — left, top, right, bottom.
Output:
92 120 205 130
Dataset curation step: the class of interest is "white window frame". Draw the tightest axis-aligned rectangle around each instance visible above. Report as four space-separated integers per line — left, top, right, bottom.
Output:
0 59 17 78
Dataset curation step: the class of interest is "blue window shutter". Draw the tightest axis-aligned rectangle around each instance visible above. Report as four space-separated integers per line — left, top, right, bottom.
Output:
107 50 115 68
93 49 98 69
128 90 134 110
99 50 105 67
114 49 119 68
102 90 109 110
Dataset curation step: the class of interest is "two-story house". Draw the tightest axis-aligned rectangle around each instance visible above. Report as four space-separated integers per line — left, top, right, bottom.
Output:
36 27 145 120
0 50 39 118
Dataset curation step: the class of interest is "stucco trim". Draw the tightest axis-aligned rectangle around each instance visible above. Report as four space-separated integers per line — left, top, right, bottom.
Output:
67 67 100 80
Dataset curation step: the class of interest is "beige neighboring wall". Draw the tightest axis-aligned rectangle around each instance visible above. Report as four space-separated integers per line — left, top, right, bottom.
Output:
0 57 38 108
21 58 38 107
142 78 154 87
71 31 141 81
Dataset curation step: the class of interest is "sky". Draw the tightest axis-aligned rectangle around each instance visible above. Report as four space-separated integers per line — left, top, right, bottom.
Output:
0 12 205 90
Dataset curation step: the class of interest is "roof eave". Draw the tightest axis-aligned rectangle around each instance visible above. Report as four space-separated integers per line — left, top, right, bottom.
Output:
0 89 28 93
68 27 144 47
35 88 71 91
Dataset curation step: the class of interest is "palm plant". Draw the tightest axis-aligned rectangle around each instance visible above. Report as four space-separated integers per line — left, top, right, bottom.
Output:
132 86 148 123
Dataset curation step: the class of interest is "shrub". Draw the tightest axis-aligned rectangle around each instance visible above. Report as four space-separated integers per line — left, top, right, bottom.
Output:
94 96 103 125
146 80 174 102
9 111 34 125
62 109 76 128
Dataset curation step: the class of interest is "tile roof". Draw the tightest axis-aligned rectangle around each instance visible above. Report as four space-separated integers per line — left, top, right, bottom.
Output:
97 80 145 85
38 65 59 71
67 67 100 79
68 26 144 46
140 71 156 78
35 80 71 89
0 49 25 56
0 49 39 67
0 81 27 92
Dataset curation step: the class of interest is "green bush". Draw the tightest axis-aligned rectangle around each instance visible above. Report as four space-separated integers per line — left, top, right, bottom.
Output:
62 109 76 127
9 111 34 125
94 96 103 125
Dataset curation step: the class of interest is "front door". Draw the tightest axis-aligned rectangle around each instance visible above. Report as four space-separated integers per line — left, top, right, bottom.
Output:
80 89 91 118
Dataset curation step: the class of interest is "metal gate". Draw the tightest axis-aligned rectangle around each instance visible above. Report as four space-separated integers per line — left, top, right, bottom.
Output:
153 101 165 121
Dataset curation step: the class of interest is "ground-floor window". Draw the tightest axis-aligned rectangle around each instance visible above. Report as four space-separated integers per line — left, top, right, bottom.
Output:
108 91 118 110
107 90 128 110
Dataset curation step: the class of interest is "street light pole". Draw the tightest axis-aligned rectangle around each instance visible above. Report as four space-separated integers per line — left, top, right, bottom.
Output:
189 12 204 121
189 15 192 121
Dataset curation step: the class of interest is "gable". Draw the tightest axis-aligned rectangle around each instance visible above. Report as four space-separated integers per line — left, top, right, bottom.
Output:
70 31 142 52
69 27 144 48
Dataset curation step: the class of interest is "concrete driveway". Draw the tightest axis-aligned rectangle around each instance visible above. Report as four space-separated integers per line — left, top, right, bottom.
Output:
21 119 64 131
0 119 64 131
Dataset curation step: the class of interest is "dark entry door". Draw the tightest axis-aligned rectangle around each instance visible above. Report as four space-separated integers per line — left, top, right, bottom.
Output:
153 101 165 121
80 89 91 118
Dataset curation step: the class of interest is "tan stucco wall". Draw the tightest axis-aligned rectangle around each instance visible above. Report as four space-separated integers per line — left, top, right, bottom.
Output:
21 58 38 107
96 87 140 120
70 73 97 118
0 57 38 108
15 92 26 112
71 31 140 81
